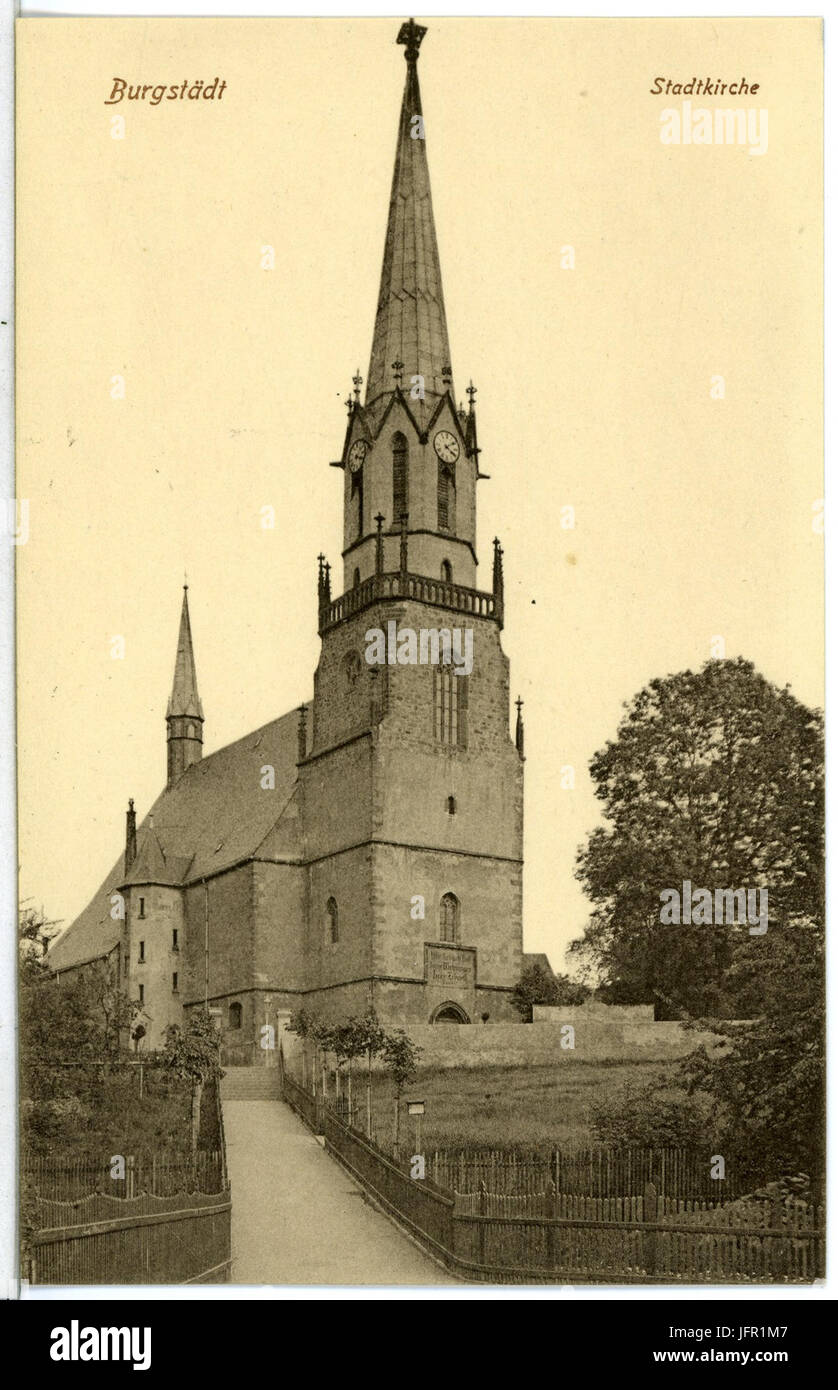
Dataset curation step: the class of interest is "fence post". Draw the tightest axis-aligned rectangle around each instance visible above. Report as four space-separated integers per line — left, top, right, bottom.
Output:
643 1181 657 1277
548 1180 558 1270
478 1181 488 1267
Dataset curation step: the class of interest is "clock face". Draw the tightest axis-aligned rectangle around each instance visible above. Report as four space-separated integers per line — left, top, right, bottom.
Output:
434 429 460 464
348 440 367 473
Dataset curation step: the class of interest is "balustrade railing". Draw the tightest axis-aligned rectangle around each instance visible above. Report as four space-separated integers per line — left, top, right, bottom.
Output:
320 570 499 633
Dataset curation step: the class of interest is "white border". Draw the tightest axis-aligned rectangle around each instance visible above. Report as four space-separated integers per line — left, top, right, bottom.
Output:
5 1 832 1304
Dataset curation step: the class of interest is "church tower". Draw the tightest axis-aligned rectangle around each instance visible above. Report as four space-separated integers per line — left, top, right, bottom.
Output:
300 20 524 1025
166 585 204 786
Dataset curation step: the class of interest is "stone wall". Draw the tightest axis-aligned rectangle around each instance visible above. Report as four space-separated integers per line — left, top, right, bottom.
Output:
388 1019 728 1069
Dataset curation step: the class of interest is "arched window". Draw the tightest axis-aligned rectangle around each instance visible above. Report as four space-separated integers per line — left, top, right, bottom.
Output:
439 892 460 944
229 1001 242 1030
437 462 456 533
326 897 339 944
447 795 457 815
441 559 452 584
392 432 408 521
353 567 361 589
434 668 468 747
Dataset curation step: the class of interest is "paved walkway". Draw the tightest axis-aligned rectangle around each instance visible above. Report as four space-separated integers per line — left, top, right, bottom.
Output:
223 1099 457 1286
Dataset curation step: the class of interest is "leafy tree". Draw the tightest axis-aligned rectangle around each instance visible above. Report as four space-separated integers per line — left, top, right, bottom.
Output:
380 1030 422 1154
350 1010 386 1137
572 658 824 1019
20 906 142 1153
163 1011 222 1159
680 913 824 1187
286 1007 318 1089
511 964 588 1021
19 901 61 969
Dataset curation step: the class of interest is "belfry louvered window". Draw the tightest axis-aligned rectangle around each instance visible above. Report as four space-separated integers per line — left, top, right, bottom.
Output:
392 432 408 521
437 461 456 533
434 668 468 747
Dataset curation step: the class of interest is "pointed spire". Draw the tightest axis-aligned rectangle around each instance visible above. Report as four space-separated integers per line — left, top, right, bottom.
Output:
365 21 452 406
166 586 203 786
167 586 203 720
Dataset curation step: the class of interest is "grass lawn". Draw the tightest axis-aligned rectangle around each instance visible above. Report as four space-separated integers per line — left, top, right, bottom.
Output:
342 1058 682 1154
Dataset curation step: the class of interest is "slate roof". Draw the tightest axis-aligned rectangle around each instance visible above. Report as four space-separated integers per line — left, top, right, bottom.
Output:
48 706 305 973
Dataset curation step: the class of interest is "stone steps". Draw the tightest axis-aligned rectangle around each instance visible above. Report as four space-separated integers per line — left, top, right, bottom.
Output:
220 1065 283 1102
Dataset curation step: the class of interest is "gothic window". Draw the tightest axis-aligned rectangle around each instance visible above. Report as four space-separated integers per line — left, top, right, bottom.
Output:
439 893 460 944
139 897 146 919
441 559 452 584
353 567 361 589
447 795 457 815
172 972 178 993
392 432 408 521
172 929 178 951
326 896 339 944
138 984 145 1006
229 1001 242 1029
138 940 145 962
434 668 468 747
437 462 456 533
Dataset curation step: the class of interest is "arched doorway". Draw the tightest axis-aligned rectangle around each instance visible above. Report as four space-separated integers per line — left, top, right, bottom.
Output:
430 1001 470 1024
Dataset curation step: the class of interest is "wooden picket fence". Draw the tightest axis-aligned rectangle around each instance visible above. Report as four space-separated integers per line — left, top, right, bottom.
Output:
26 1188 232 1285
429 1147 755 1200
316 1102 824 1284
23 1150 225 1201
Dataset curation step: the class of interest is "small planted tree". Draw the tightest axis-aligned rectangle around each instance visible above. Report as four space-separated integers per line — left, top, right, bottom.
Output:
164 1010 222 1161
356 1009 386 1139
287 1007 317 1090
310 1018 333 1099
380 1029 422 1156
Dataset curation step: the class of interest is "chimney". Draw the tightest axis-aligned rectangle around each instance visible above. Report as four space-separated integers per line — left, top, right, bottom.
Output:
125 798 137 873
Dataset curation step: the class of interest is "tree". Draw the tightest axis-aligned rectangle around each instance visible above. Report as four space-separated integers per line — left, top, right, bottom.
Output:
511 963 558 1020
510 964 588 1021
572 658 824 1019
350 1010 386 1138
163 1011 222 1159
286 1007 318 1090
680 913 824 1187
19 901 61 969
19 906 141 1153
380 1030 422 1155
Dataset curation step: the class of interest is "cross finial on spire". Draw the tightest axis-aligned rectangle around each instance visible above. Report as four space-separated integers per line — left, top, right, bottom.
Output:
352 369 363 402
466 381 477 412
397 18 427 65
391 359 404 386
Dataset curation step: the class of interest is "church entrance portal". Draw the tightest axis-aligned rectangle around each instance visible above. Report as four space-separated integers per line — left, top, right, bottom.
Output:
430 1001 470 1024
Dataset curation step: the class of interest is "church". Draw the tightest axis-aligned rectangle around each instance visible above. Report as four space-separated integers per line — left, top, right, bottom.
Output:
49 21 526 1056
